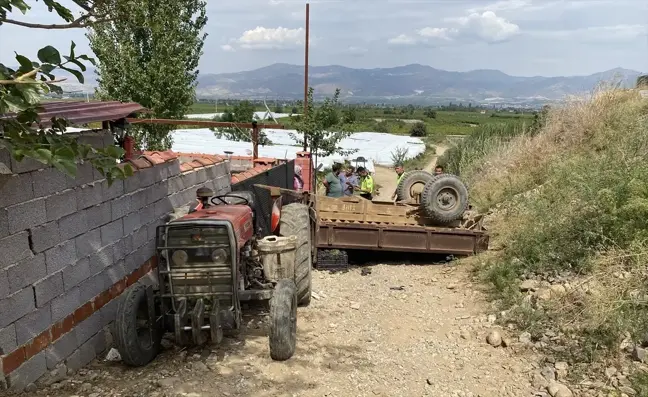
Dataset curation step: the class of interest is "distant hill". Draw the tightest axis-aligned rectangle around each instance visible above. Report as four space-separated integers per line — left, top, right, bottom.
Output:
196 63 643 105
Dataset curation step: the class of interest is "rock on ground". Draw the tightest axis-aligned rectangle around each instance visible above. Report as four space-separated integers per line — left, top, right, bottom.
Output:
33 264 535 397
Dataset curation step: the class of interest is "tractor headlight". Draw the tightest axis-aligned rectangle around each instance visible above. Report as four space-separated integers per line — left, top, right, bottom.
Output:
171 250 188 266
211 248 228 263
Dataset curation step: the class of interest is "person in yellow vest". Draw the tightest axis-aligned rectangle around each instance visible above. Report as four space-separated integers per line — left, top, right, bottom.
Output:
391 164 405 200
355 166 374 200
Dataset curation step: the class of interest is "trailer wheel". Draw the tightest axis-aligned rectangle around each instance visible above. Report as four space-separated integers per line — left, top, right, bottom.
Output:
421 174 469 224
114 283 162 367
279 203 312 306
269 279 297 361
396 170 434 202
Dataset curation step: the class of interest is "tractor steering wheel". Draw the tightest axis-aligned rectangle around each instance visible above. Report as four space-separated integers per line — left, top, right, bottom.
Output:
210 194 250 206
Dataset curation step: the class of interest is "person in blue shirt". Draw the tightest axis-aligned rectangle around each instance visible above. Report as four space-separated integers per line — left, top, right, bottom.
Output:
342 166 358 196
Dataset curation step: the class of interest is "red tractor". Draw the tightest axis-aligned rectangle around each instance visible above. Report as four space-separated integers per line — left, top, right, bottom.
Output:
113 187 313 365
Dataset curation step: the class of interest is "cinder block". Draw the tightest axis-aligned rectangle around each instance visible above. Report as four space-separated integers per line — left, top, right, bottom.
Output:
76 182 103 209
0 269 9 300
33 271 64 307
138 167 157 188
145 183 167 205
79 271 109 303
0 209 8 240
0 324 17 355
58 210 88 241
102 179 124 201
130 189 147 210
99 297 120 328
123 173 141 194
105 261 126 285
32 167 68 198
124 251 140 275
66 162 96 188
77 133 105 149
85 329 107 356
0 232 32 271
7 254 46 293
10 156 45 174
62 258 91 291
0 288 36 328
88 246 113 275
113 236 133 262
122 212 142 235
45 189 78 222
45 329 77 370
168 192 184 209
100 220 123 247
74 228 101 259
139 204 154 224
154 199 173 218
7 197 46 233
86 202 111 230
166 176 185 195
166 160 181 178
51 287 80 323
195 168 208 184
132 227 148 250
77 339 96 367
15 305 52 345
31 221 61 253
110 195 132 221
0 174 33 209
8 350 47 391
182 171 198 188
44 240 76 275
76 312 101 345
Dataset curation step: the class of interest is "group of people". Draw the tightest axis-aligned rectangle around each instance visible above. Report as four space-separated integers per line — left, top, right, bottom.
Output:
323 163 375 200
294 161 445 201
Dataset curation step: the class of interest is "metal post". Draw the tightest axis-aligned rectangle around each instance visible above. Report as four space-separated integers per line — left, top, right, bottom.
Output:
251 121 259 160
303 2 310 152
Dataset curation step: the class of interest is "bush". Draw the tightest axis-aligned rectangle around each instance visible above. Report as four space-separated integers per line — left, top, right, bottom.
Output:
409 122 427 137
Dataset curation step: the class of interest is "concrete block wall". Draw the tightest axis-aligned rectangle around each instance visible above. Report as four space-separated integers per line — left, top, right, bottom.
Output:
0 135 231 391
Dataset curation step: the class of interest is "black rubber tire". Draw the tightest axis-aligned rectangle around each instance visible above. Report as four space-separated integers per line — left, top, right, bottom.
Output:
279 203 312 307
114 283 162 367
269 279 297 361
420 174 469 224
396 170 434 201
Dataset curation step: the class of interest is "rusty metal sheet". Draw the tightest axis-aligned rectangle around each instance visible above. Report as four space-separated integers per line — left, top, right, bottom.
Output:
1 101 146 126
316 221 489 256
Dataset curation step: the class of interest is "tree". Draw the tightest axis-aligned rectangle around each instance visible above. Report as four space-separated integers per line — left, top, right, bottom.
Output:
288 87 356 172
423 108 437 119
409 122 427 137
342 107 357 124
0 1 132 183
212 100 272 145
88 0 208 151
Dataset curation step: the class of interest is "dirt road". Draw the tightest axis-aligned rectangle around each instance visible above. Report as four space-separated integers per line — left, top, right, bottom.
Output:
35 264 535 397
374 144 448 200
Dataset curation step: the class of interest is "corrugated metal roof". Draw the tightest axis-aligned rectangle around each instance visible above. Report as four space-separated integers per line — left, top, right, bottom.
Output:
1 101 146 126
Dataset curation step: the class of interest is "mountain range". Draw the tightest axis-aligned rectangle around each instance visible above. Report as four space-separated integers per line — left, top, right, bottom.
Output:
196 63 643 105
53 63 643 106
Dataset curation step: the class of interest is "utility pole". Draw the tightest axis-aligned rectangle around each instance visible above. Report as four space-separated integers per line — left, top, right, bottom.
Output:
302 2 310 152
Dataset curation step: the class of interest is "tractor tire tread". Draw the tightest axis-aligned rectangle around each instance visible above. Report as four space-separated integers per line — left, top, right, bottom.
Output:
279 203 312 306
269 279 297 361
396 170 435 201
420 173 469 224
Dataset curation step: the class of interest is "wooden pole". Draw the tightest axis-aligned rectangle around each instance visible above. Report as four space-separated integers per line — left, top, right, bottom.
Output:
302 2 310 152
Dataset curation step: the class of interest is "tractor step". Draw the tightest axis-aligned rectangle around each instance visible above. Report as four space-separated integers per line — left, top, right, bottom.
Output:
316 249 349 271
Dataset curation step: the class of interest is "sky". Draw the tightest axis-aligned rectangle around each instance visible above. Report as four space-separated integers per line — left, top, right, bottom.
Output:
0 0 647 77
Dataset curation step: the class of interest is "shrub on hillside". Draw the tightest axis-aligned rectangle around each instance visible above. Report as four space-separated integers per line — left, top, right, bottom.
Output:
409 122 427 137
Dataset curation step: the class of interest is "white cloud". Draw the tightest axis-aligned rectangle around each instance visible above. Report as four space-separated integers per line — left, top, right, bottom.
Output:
528 24 648 42
228 26 304 50
388 34 418 45
390 10 519 46
454 11 520 42
221 44 234 52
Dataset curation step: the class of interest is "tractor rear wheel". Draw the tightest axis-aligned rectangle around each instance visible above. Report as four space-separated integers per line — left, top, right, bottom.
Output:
396 170 434 202
279 203 312 306
114 283 162 367
269 279 297 361
420 174 469 224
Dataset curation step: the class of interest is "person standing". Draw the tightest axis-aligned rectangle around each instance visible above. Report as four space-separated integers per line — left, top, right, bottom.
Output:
343 166 358 196
294 164 304 191
434 165 444 175
392 164 405 200
323 163 344 197
356 166 374 200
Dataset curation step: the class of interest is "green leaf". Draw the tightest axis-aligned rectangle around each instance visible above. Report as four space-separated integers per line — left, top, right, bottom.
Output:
52 158 77 176
37 46 62 65
123 164 135 177
15 54 33 70
69 41 76 59
60 66 84 84
35 148 53 163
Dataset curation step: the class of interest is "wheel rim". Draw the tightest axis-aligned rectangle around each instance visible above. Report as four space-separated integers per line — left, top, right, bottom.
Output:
136 300 153 349
436 187 459 212
409 181 426 202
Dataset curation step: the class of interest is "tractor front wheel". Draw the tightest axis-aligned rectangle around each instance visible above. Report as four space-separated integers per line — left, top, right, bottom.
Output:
114 283 162 367
269 279 297 361
279 203 312 306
